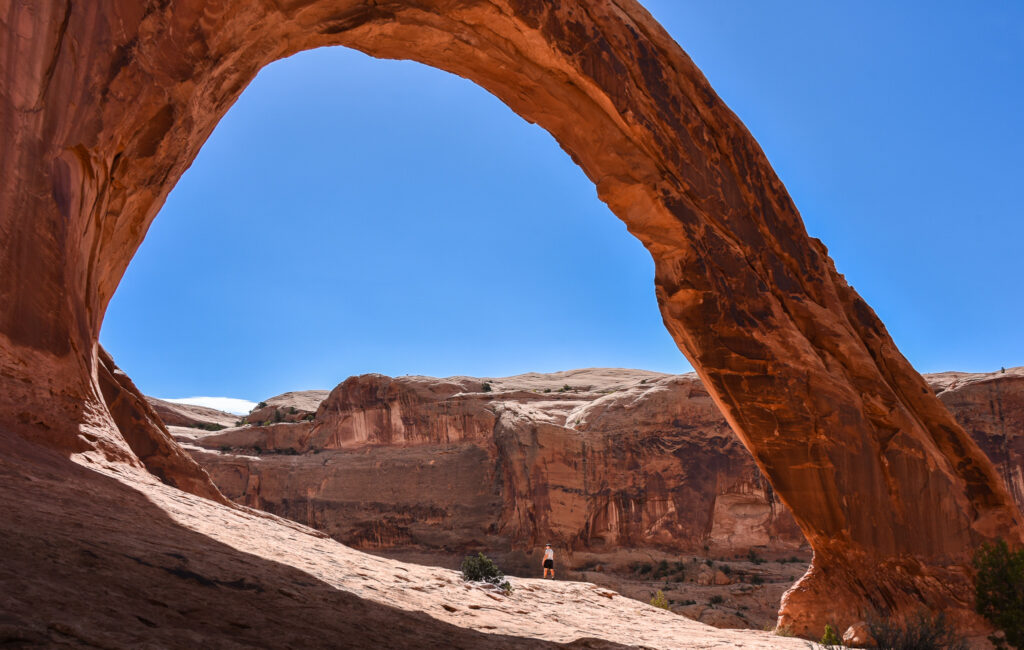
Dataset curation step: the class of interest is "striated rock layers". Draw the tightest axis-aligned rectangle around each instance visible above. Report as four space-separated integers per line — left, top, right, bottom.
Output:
3 0 1021 638
185 369 805 558
183 368 1024 569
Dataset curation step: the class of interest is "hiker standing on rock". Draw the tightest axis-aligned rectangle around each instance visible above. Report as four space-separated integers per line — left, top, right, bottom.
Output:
542 544 555 579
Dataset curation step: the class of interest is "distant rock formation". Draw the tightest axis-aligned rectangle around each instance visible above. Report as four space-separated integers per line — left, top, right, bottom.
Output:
242 391 328 426
146 397 240 430
932 368 1024 511
178 368 1024 566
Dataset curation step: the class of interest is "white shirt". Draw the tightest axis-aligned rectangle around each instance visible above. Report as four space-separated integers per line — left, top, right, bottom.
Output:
544 548 554 561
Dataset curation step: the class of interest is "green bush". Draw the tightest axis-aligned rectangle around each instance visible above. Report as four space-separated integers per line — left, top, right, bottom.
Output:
633 562 653 575
820 623 842 648
709 595 724 605
192 422 226 432
481 382 492 393
255 401 267 410
974 538 1024 649
650 590 669 610
867 610 967 650
461 552 504 585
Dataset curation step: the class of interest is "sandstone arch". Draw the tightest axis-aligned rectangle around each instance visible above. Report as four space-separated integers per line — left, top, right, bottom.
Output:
1 0 1020 637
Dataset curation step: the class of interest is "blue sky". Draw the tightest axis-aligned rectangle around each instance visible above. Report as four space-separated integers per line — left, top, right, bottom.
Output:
100 1 1024 403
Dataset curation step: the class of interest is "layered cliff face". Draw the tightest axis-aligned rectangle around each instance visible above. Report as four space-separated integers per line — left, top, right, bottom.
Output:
180 369 806 559
932 368 1024 509
183 367 1024 566
4 0 1021 638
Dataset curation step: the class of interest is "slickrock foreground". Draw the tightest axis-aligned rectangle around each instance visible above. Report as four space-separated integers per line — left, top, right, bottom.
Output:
0 429 816 649
3 0 1021 639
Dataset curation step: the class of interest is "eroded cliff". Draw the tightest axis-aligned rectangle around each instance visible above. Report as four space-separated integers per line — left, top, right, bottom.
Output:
184 369 805 559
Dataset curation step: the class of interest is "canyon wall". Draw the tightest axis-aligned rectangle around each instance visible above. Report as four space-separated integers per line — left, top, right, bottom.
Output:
186 370 803 555
181 368 1024 566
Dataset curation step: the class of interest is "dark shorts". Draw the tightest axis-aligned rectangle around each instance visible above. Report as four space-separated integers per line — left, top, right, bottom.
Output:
543 559 554 569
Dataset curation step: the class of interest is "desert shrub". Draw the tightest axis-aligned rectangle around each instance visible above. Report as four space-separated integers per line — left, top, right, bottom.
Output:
650 590 669 610
652 560 670 578
750 574 764 585
708 595 724 605
288 406 297 414
678 599 696 606
633 562 653 575
719 563 731 575
820 623 842 648
234 419 245 427
974 538 1024 649
481 382 492 393
746 549 765 564
867 610 967 650
559 384 571 392
303 412 315 421
461 552 504 585
193 422 226 432
255 401 267 410
774 626 795 637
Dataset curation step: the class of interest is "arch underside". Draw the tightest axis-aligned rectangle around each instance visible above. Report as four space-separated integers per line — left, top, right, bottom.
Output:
1 0 1020 637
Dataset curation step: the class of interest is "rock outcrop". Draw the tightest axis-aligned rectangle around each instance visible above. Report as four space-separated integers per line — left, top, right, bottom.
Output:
146 397 240 430
242 391 327 425
932 367 1024 510
184 367 1024 563
2 0 1020 638
185 370 805 558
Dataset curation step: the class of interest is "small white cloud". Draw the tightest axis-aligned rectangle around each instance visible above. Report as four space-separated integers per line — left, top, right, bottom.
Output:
161 396 258 415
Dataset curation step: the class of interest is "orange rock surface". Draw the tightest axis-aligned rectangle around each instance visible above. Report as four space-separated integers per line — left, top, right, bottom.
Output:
2 0 1021 639
186 369 805 558
183 369 1024 594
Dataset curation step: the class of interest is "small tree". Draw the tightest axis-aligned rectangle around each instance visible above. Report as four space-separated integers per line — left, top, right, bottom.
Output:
650 590 669 610
974 539 1024 649
820 624 842 648
481 382 492 393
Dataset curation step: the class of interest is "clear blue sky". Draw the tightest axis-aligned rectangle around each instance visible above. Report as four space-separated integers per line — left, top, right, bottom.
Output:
100 1 1024 402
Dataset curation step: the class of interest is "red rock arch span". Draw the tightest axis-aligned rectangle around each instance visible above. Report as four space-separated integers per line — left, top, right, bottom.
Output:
2 0 1020 637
